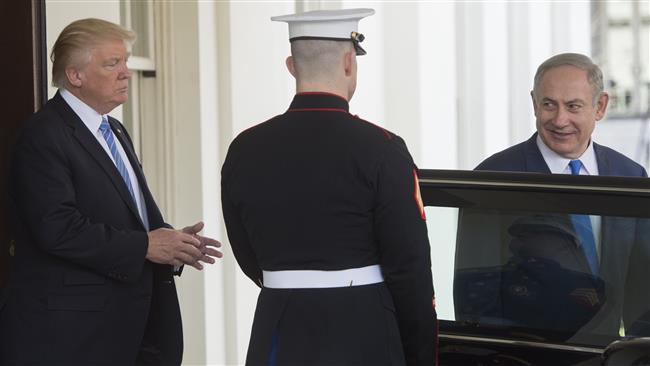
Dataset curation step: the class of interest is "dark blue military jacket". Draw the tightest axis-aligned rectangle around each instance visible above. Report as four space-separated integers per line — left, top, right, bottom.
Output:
222 92 437 365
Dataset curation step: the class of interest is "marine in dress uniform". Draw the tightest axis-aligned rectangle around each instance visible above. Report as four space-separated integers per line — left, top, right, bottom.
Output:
221 8 437 366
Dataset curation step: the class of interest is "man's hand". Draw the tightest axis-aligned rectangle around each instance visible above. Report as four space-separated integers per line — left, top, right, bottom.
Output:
146 227 208 270
182 221 223 268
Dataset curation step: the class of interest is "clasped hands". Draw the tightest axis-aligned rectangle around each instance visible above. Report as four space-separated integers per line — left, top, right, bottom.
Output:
146 221 223 270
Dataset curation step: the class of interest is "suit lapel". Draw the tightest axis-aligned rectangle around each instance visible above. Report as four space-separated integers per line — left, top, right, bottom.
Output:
107 118 169 230
52 93 144 227
107 117 156 218
523 133 552 173
593 142 612 175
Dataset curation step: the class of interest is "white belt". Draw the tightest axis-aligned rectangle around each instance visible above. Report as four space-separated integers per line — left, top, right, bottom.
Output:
263 264 383 289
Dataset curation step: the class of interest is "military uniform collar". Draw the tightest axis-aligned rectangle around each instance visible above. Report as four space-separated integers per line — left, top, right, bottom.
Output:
288 92 350 113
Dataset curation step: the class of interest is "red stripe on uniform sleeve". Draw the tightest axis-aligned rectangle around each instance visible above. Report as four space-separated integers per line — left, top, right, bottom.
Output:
413 169 426 220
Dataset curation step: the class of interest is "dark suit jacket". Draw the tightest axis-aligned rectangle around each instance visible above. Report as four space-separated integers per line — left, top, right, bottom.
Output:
0 92 183 365
475 133 648 177
474 132 649 339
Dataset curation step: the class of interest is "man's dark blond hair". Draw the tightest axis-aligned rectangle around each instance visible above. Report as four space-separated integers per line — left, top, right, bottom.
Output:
51 18 135 88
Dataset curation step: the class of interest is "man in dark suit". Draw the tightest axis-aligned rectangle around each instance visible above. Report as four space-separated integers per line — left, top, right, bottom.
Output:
474 53 648 339
221 9 437 366
0 18 222 365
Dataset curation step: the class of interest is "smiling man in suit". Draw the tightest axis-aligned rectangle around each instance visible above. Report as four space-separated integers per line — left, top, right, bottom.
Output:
475 53 648 340
0 18 222 365
477 52 647 177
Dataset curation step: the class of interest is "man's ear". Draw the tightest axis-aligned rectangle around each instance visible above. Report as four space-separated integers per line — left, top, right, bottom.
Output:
343 51 354 77
65 67 83 88
530 90 538 117
286 56 297 78
595 92 609 121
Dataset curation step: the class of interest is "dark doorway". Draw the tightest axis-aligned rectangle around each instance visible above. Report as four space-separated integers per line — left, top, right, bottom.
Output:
0 0 47 289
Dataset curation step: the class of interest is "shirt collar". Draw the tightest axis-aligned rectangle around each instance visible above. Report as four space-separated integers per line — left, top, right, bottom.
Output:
60 88 106 133
536 134 599 175
288 92 350 112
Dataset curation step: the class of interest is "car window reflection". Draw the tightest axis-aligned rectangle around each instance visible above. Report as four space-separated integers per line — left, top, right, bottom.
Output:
449 208 649 346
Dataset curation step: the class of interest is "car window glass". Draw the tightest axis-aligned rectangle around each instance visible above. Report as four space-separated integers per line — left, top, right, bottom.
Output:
424 175 650 347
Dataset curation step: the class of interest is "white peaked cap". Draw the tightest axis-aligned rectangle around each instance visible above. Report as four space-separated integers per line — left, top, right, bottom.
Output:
271 8 375 55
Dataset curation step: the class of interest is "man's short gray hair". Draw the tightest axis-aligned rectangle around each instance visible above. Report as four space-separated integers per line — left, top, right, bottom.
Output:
533 53 604 105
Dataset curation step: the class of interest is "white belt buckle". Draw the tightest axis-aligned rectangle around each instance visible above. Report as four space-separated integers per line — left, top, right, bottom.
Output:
262 264 383 289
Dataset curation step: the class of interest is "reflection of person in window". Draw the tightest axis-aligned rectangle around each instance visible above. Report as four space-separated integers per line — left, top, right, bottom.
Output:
504 214 606 334
453 212 606 338
475 53 649 339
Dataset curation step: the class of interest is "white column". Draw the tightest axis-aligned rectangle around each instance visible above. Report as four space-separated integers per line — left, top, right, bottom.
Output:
456 2 523 168
159 2 210 365
456 2 484 170
507 3 536 145
417 1 460 323
418 2 458 169
381 2 423 161
197 1 228 365
528 2 553 71
551 1 591 55
482 2 510 160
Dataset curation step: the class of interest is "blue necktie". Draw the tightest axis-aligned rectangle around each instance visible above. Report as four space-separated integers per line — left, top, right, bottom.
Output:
99 116 137 204
568 160 599 276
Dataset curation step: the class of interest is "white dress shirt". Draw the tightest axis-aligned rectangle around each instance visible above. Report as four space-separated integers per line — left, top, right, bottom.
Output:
60 89 149 230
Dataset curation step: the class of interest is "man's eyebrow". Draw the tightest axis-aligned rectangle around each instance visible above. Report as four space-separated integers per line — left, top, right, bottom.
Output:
565 98 586 105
